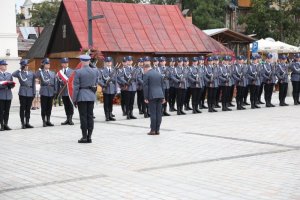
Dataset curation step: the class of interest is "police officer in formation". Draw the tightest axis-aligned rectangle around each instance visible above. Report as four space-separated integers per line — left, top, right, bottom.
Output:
158 57 170 116
98 57 117 121
57 58 74 125
218 56 232 111
290 53 300 105
198 56 208 109
36 58 57 127
0 60 14 131
261 53 276 107
117 58 127 116
73 55 99 143
276 55 289 106
233 56 247 110
12 59 36 129
183 57 192 111
256 54 265 105
136 58 146 116
247 55 262 109
168 57 177 112
213 56 221 109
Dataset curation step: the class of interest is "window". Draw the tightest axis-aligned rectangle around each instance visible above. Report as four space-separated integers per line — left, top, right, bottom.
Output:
62 24 66 39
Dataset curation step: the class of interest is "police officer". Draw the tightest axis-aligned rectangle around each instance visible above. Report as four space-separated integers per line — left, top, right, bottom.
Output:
233 56 247 110
204 56 219 112
218 56 232 111
158 57 170 116
276 55 289 106
188 57 203 113
12 59 36 129
0 60 15 131
171 57 186 115
213 56 221 108
183 57 192 111
117 57 128 116
290 53 300 105
73 55 99 143
123 56 137 119
256 54 265 105
136 58 145 115
243 59 250 106
98 57 117 121
247 55 261 109
228 56 235 107
57 58 74 125
168 57 177 112
198 56 208 109
261 53 276 107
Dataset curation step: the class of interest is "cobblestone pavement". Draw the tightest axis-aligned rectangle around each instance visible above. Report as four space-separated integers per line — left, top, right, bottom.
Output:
0 95 299 200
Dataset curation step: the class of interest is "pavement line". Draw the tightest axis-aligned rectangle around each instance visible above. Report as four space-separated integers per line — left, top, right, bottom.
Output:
184 132 300 149
0 174 107 194
136 148 298 172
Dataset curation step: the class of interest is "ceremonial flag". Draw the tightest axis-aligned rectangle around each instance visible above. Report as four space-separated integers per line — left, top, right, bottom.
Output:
67 62 83 106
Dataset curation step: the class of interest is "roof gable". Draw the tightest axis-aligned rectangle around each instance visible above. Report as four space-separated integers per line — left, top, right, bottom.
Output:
62 0 232 54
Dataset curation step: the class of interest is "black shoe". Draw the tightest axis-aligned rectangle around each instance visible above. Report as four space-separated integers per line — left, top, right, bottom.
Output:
109 116 116 121
46 117 54 126
43 121 47 127
163 112 170 116
139 110 144 115
196 108 202 113
110 113 115 117
283 102 289 106
123 112 127 116
78 138 88 143
177 110 182 115
144 113 149 118
228 103 235 107
187 106 193 110
130 111 137 119
255 104 261 108
202 104 208 109
180 110 186 115
212 108 218 112
215 104 221 108
21 123 26 129
87 130 92 143
244 102 250 105
184 105 188 111
61 119 69 125
226 107 232 111
266 103 272 108
68 116 74 125
259 101 265 104
0 124 4 131
3 124 12 130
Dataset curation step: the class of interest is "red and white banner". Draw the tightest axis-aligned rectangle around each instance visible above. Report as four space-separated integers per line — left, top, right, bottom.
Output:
0 81 16 86
57 70 69 84
68 62 83 106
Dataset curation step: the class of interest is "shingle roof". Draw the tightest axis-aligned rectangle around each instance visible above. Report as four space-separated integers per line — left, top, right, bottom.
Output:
63 0 233 55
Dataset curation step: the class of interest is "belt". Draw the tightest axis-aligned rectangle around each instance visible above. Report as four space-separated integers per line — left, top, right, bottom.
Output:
79 87 92 89
41 85 54 87
21 85 33 88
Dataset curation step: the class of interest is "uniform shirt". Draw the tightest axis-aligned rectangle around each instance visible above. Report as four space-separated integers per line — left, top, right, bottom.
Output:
12 70 36 97
261 62 276 84
276 63 289 83
98 66 117 94
290 62 300 82
36 69 57 97
204 65 218 88
232 64 247 87
170 66 187 89
57 67 73 97
247 64 261 86
0 71 13 100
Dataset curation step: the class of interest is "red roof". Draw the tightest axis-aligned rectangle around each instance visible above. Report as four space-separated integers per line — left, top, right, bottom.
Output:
63 0 233 55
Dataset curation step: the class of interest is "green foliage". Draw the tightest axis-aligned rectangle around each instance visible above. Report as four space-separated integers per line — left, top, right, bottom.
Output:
16 13 25 26
239 0 300 45
30 0 60 27
149 0 177 5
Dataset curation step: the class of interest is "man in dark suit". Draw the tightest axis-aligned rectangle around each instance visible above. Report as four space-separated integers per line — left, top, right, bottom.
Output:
143 64 165 135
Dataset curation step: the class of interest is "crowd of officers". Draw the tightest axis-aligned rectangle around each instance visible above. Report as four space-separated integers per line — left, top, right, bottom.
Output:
0 53 300 132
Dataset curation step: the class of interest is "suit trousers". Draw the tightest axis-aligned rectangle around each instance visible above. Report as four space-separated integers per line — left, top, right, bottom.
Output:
148 98 163 132
243 85 249 102
163 89 169 109
0 100 11 124
236 86 245 102
258 83 264 101
264 83 274 103
78 101 94 131
184 87 191 105
191 88 202 106
137 89 144 112
292 81 300 102
169 87 176 108
19 96 34 123
41 95 54 118
220 86 229 104
176 88 186 109
201 86 207 105
62 96 74 116
124 91 136 113
103 93 115 114
229 85 234 102
249 85 259 103
216 87 221 104
278 82 288 103
121 90 126 112
207 87 216 105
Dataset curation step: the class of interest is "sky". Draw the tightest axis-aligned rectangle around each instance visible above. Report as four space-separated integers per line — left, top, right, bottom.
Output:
15 0 42 11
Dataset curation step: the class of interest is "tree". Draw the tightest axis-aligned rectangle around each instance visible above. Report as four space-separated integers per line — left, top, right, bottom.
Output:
149 0 177 4
16 13 25 26
239 0 300 45
30 0 61 27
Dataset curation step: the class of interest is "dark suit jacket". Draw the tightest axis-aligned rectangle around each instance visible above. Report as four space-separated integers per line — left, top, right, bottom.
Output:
143 68 165 100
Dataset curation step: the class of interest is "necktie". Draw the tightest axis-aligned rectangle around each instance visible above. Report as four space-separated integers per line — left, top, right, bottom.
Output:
64 69 66 75
3 73 5 78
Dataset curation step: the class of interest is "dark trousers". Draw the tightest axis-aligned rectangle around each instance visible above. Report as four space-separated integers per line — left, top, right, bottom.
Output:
0 100 11 125
215 87 221 105
148 98 163 132
169 87 176 109
191 88 202 107
264 83 274 104
243 85 249 102
121 90 126 113
103 93 115 114
220 86 229 104
124 91 136 113
258 83 264 102
201 86 207 105
137 89 144 112
184 87 191 106
78 101 94 131
278 82 288 103
292 81 300 102
249 85 259 103
207 87 217 106
229 85 234 102
176 88 186 109
19 96 34 123
62 96 74 116
41 95 54 119
236 86 245 102
163 89 169 110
